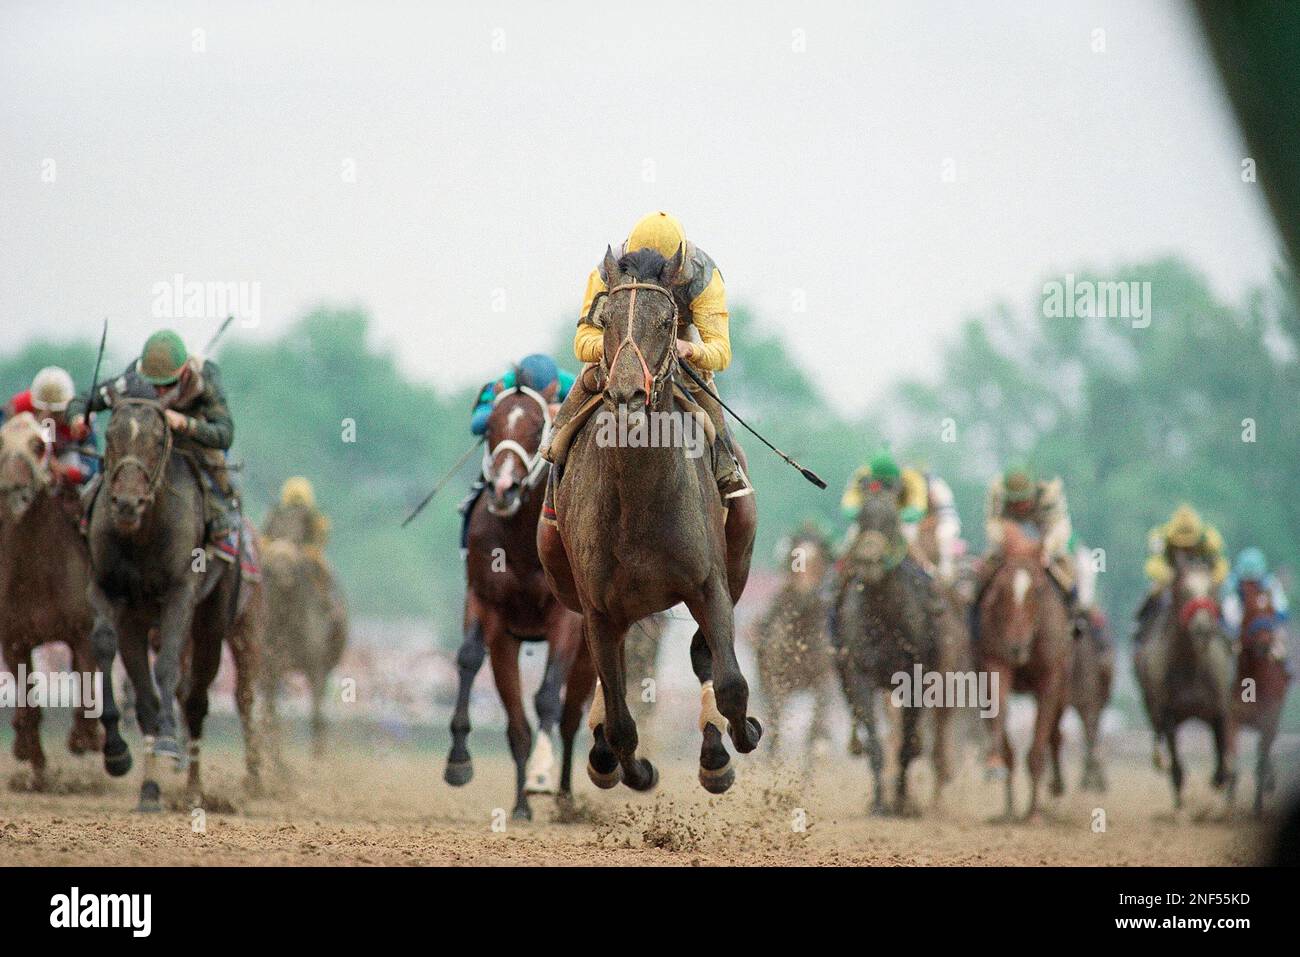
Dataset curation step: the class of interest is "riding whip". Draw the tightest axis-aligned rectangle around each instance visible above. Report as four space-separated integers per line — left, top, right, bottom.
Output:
80 318 109 431
677 362 828 490
203 315 235 356
401 436 486 528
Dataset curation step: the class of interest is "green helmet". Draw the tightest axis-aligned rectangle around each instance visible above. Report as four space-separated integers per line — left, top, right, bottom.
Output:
140 330 188 385
868 449 901 486
1004 464 1037 503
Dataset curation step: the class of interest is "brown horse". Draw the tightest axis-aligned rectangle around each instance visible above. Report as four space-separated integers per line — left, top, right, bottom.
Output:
975 521 1074 820
259 538 348 761
445 385 594 820
1230 578 1290 817
1051 609 1114 794
1134 553 1237 816
87 398 264 811
753 524 835 766
0 414 105 784
539 246 761 795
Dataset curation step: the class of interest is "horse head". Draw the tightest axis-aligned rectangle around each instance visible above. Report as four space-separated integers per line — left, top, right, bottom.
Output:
984 520 1046 667
786 523 832 594
0 412 52 522
849 488 905 586
1171 552 1222 649
597 245 687 416
482 386 551 518
102 398 172 535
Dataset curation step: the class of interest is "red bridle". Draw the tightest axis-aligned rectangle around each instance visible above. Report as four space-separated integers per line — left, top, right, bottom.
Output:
602 281 679 405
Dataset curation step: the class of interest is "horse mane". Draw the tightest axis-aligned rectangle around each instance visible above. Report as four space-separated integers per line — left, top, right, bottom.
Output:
618 248 668 281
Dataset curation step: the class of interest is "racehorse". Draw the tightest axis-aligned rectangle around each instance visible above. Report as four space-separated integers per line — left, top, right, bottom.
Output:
259 538 348 761
0 413 106 784
86 398 264 811
832 488 938 815
1052 610 1114 794
445 385 594 820
1134 553 1237 816
753 524 835 766
539 245 761 795
1230 577 1289 817
975 521 1074 821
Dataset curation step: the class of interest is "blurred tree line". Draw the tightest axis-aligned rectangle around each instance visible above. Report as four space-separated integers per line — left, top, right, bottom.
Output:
2 256 1295 646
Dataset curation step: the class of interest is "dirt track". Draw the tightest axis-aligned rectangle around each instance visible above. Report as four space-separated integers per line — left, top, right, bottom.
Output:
0 733 1276 866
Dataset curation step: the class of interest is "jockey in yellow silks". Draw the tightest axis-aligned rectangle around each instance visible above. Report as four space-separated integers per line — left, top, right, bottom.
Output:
545 211 748 499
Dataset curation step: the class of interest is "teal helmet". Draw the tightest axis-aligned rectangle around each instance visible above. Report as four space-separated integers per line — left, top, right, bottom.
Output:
1233 547 1268 582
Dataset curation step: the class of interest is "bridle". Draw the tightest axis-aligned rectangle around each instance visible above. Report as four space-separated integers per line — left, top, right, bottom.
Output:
482 385 552 516
105 398 173 503
597 281 680 407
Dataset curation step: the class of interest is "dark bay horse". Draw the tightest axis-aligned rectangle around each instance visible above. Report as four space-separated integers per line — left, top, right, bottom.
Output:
1231 578 1289 816
445 385 594 820
753 524 835 766
539 246 761 795
1134 554 1237 816
975 522 1074 821
831 489 939 815
87 398 264 811
1053 609 1114 794
0 413 107 784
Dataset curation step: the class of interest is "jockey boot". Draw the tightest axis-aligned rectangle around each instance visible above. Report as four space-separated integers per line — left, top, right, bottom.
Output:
968 555 1000 646
686 375 752 501
540 365 600 465
458 480 487 555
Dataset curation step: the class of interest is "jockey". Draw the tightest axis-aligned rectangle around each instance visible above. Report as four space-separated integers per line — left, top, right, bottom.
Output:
543 210 750 500
840 450 962 582
459 354 572 553
69 329 240 552
3 367 97 486
1221 547 1290 663
970 464 1083 642
264 476 331 559
1134 503 1229 641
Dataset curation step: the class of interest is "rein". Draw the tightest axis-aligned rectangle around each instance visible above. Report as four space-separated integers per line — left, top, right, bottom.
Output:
601 281 679 406
482 385 553 509
105 399 174 502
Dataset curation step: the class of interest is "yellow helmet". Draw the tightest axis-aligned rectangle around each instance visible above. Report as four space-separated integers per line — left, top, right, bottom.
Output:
280 476 316 508
1165 504 1204 548
626 211 686 259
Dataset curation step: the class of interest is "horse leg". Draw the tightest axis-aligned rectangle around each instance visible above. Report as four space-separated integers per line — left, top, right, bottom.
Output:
931 704 953 806
684 573 761 755
1025 678 1066 821
1167 723 1185 814
557 622 595 800
5 643 46 785
444 604 486 787
840 662 885 814
895 703 922 816
152 583 199 764
182 625 223 808
585 611 656 792
1048 709 1065 798
527 613 579 790
308 669 328 759
1211 713 1237 819
225 601 263 794
88 611 131 777
688 626 733 792
485 614 533 819
116 622 163 812
984 662 1015 820
66 634 104 755
1080 701 1106 792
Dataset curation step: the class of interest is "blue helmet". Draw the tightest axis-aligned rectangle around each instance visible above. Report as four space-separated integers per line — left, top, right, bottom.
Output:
1234 547 1268 582
516 354 559 394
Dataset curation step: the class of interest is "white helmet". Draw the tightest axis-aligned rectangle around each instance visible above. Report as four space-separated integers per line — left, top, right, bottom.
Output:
30 366 76 413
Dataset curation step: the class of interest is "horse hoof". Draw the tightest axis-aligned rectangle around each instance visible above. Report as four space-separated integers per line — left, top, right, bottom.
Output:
136 780 162 814
586 760 622 790
104 743 133 778
444 759 474 787
626 759 659 793
731 717 762 754
699 759 735 795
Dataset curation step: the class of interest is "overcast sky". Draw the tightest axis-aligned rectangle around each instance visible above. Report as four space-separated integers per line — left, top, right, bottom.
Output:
0 0 1282 410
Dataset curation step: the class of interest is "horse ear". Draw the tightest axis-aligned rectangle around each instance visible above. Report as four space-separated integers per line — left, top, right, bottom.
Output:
662 243 687 286
602 245 621 284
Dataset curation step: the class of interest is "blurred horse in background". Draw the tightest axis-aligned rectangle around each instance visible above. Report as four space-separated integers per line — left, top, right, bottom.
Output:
753 523 835 768
1231 577 1290 817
